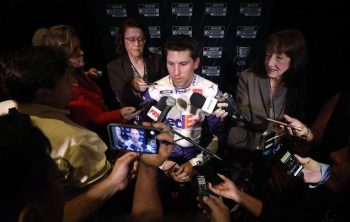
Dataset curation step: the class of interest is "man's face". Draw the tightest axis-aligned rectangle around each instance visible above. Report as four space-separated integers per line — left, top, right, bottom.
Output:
327 146 350 193
166 50 199 88
130 129 140 142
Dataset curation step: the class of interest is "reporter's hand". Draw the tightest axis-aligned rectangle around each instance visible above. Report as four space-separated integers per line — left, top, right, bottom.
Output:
120 107 140 120
212 103 228 121
85 68 102 79
170 162 193 182
294 154 322 183
201 195 230 222
132 77 148 93
139 122 174 167
208 174 240 202
107 152 138 192
283 114 308 137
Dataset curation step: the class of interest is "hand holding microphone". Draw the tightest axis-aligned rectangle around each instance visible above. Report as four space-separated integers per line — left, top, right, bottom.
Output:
190 92 245 122
213 103 229 121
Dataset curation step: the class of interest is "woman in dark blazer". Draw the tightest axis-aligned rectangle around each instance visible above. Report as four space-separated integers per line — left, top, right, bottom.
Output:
228 29 308 151
107 18 163 108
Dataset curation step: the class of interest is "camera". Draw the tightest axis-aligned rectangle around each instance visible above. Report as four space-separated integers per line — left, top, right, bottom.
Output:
107 123 159 154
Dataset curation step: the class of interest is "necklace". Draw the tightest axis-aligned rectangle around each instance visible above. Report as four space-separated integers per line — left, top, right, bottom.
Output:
131 62 148 83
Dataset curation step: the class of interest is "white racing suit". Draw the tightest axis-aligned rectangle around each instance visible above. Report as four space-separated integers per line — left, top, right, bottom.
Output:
140 74 226 165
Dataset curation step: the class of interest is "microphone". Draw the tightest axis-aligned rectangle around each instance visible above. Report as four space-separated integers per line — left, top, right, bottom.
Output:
190 92 244 121
157 96 176 122
147 96 168 121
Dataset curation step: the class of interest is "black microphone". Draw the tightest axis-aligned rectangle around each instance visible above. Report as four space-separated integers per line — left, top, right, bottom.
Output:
190 92 245 122
157 96 176 122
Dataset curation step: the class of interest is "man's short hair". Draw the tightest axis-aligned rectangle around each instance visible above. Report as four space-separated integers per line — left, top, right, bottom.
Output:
164 35 199 60
0 46 68 103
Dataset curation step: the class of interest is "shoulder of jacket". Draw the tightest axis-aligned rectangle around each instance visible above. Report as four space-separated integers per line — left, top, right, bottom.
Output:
107 56 129 68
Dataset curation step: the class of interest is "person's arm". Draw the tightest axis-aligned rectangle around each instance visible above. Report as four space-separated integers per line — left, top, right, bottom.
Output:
68 101 135 127
132 122 174 220
63 152 138 222
294 154 330 187
132 162 162 221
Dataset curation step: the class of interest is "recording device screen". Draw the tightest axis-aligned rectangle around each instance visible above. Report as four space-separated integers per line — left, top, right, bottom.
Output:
272 143 303 176
108 123 159 154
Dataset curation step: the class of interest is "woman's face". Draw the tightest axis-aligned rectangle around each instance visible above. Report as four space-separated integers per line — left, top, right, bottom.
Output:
124 27 145 58
265 52 291 80
68 37 85 69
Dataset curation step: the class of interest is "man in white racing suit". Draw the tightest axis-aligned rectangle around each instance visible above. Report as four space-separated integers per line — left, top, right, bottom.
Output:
140 35 227 182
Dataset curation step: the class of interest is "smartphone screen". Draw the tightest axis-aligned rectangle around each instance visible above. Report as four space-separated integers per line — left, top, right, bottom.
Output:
283 151 303 176
108 123 159 154
272 143 303 176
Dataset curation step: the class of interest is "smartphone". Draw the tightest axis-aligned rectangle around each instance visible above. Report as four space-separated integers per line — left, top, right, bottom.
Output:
265 118 303 131
272 143 303 176
107 123 159 154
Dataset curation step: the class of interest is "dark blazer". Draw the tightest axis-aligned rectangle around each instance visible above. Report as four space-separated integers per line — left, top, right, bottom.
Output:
228 70 305 150
107 53 163 108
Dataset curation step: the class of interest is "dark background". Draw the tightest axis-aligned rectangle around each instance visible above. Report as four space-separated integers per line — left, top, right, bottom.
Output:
1 0 348 124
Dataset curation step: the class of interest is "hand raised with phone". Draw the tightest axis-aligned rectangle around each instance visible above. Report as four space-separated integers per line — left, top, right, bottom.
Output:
139 122 174 167
282 114 310 137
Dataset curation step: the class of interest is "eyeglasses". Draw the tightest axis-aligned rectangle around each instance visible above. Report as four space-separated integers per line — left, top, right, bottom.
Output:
124 36 146 44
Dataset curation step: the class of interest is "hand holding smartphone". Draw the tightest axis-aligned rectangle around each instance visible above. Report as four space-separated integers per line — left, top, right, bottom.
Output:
272 143 303 176
108 123 160 154
266 117 303 131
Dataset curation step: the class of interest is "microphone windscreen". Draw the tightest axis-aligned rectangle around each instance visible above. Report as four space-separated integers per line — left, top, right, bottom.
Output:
165 97 176 107
190 93 206 108
157 96 168 110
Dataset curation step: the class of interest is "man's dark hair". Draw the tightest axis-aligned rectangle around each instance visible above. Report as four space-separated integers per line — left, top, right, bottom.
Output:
0 46 68 103
164 35 199 60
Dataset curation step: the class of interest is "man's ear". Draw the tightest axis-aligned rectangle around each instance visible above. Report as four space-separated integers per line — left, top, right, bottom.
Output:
194 57 200 69
35 88 51 103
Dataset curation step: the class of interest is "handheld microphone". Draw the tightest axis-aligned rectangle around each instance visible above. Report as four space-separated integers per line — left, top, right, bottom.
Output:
157 96 176 122
146 96 168 121
190 92 244 121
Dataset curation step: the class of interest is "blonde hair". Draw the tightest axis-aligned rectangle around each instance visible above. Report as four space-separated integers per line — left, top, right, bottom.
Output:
32 25 80 57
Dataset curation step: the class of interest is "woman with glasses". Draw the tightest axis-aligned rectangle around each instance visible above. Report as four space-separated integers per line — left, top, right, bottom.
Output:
107 18 163 108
